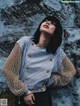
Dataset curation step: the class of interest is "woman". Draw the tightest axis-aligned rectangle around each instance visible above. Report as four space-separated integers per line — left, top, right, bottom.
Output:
3 16 76 106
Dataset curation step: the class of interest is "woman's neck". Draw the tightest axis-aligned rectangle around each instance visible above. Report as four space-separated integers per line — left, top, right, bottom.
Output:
36 43 45 47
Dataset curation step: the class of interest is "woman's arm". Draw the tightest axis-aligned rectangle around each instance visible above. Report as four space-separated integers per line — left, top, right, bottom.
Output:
48 56 76 86
3 43 28 96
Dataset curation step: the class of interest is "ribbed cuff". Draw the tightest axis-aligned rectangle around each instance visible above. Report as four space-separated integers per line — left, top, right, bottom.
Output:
23 86 30 96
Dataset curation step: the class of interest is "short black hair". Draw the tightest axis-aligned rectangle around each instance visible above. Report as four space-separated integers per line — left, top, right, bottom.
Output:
31 15 63 55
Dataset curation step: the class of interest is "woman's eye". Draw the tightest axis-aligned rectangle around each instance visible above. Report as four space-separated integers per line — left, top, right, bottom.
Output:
51 22 56 25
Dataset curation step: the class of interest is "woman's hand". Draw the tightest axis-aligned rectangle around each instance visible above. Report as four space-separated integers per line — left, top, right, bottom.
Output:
23 90 35 106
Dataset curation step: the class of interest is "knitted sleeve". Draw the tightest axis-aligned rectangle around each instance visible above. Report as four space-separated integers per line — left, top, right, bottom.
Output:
50 55 76 86
3 42 28 96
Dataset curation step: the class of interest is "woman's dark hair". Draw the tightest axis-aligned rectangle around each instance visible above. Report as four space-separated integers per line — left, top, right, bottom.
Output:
31 15 63 55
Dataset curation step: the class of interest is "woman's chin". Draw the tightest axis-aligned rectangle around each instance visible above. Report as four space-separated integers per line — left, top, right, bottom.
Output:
40 30 51 35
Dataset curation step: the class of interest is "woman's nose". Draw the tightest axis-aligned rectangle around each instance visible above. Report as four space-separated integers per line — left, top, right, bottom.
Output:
46 21 50 25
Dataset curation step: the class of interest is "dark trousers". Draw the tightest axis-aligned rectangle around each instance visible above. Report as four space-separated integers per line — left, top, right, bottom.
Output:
14 88 52 106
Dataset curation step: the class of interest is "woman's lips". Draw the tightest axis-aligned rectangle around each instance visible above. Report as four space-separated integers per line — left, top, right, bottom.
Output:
43 24 49 28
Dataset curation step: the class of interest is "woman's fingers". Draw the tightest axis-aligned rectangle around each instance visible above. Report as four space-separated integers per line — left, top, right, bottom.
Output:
29 94 35 105
25 100 31 105
24 93 35 105
26 99 34 105
30 95 35 105
32 94 35 101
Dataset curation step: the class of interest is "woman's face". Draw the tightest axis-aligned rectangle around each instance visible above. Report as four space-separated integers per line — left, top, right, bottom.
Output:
38 19 56 46
40 19 56 35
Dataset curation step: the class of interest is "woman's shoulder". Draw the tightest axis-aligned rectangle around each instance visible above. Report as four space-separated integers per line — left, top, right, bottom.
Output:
56 46 66 60
16 36 32 49
17 36 31 43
